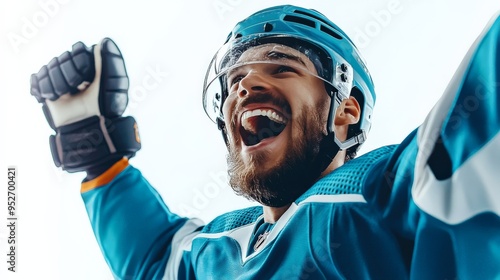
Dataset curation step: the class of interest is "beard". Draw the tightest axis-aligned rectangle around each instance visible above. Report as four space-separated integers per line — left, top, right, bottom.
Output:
227 102 328 207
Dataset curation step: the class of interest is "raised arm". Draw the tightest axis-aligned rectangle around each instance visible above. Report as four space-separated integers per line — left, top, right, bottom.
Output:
371 13 500 279
30 38 202 279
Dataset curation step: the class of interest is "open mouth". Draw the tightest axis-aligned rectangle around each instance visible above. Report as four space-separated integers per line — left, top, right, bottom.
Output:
239 108 288 146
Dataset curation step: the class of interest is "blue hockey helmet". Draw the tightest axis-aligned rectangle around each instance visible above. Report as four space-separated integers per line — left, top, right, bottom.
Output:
203 5 375 158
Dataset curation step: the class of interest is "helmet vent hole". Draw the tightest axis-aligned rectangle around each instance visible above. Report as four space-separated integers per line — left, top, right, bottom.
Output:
235 33 242 39
293 9 336 29
283 15 315 28
263 23 273 32
320 25 342 40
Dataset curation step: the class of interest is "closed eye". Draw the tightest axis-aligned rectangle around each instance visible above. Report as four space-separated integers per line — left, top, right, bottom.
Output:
275 65 297 74
229 74 244 86
227 72 244 94
227 64 300 93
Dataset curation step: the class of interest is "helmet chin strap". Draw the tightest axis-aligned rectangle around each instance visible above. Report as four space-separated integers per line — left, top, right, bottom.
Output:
315 86 367 175
310 88 343 177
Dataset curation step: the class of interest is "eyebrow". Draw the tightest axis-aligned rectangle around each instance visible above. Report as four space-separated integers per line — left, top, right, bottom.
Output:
226 50 307 80
266 50 307 67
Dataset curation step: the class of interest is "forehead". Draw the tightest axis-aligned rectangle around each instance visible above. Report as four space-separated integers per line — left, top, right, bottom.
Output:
235 43 318 73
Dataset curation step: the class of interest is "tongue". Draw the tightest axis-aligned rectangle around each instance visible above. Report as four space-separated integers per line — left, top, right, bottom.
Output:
243 116 260 135
242 116 286 146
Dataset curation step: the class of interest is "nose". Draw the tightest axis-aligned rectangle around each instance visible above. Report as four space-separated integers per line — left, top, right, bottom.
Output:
237 70 271 98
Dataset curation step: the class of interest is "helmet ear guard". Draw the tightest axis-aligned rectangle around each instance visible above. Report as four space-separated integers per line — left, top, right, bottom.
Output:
344 87 367 159
324 70 367 160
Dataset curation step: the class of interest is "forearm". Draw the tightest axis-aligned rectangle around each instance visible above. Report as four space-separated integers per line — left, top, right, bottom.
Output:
81 158 189 279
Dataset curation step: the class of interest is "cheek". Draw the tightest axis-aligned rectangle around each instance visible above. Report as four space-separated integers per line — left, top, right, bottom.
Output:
287 87 329 135
287 84 324 117
307 82 330 123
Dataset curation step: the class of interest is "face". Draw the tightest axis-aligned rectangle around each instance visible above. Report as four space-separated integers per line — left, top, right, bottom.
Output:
221 44 331 207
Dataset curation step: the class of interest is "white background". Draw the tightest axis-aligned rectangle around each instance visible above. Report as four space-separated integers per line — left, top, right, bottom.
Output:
0 0 498 279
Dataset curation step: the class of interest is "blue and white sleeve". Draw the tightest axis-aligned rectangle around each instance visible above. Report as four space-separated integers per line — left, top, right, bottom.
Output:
80 158 202 279
371 12 500 279
411 13 500 227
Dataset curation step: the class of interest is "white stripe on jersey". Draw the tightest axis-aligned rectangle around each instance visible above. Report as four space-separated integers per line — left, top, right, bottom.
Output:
193 205 299 264
413 132 500 225
412 14 500 225
193 218 259 263
163 218 204 280
298 194 366 205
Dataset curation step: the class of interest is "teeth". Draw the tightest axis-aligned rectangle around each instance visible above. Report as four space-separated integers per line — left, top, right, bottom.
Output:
242 109 287 124
241 109 287 133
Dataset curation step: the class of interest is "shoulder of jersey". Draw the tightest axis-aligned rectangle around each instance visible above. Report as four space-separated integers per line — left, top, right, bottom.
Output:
296 145 397 203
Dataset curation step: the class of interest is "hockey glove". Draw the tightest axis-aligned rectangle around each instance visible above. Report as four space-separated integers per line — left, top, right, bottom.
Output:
30 38 141 173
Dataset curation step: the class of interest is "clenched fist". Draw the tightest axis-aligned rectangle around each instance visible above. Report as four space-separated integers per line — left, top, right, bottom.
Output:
30 38 141 173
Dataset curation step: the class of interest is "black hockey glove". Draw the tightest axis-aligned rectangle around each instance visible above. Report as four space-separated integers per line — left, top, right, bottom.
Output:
30 38 141 173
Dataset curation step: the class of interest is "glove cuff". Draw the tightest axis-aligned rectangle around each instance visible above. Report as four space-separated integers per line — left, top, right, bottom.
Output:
49 115 141 173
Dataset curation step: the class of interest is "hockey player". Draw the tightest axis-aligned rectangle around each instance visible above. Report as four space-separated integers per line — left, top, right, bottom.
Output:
30 5 500 279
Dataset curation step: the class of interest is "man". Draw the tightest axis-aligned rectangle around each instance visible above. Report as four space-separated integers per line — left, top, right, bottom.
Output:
30 5 500 279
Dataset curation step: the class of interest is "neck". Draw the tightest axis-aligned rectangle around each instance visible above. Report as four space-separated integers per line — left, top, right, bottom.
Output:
319 149 345 178
263 204 291 223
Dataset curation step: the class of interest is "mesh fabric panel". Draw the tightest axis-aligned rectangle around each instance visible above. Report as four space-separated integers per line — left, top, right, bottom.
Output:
202 206 263 234
296 145 396 203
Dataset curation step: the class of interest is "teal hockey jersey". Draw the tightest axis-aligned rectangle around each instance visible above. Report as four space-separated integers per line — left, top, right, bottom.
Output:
80 14 500 280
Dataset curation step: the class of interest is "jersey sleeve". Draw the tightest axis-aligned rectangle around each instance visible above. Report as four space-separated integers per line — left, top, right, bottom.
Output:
80 158 203 279
368 13 500 279
364 12 500 279
411 13 500 226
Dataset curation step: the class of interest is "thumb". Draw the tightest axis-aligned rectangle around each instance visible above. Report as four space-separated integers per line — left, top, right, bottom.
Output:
97 37 129 118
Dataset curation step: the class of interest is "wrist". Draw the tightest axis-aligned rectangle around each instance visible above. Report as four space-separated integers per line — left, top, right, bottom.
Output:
84 156 123 181
50 115 141 172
